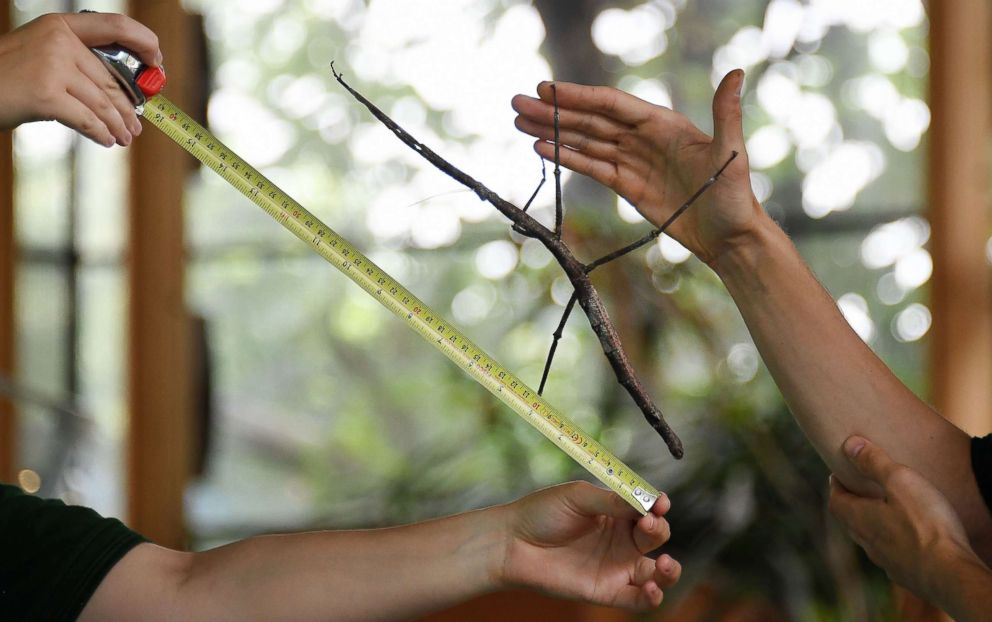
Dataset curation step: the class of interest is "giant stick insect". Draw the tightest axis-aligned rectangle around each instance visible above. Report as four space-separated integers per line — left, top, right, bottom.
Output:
333 65 736 459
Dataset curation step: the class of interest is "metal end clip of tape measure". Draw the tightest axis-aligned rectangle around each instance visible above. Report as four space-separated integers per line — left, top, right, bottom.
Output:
92 46 660 514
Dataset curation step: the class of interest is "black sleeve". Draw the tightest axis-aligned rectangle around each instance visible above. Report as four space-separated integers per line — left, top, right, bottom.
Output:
0 483 147 621
971 434 992 515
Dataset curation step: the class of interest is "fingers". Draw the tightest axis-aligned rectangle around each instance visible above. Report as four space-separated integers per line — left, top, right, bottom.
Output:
621 555 680 610
610 583 664 610
843 436 902 485
827 473 859 522
65 70 132 146
533 81 657 126
650 491 672 517
533 139 619 188
512 93 632 143
633 510 671 554
513 115 617 161
53 92 114 147
73 34 142 136
62 12 162 67
656 553 682 588
711 69 745 157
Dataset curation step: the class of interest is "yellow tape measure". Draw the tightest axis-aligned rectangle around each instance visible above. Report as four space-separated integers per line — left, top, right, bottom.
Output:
140 93 660 514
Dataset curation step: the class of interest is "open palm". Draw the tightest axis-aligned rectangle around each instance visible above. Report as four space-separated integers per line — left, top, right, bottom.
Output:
511 70 761 267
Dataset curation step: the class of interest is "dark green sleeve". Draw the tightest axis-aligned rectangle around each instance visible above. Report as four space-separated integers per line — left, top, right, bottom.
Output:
972 434 992 515
0 483 147 621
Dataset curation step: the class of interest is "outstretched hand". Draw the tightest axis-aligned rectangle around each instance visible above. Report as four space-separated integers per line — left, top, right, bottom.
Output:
829 436 982 604
511 70 762 267
0 12 161 146
500 481 679 610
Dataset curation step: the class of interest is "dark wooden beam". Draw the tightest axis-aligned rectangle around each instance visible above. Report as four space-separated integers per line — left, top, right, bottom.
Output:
126 0 196 548
0 0 16 483
927 2 992 435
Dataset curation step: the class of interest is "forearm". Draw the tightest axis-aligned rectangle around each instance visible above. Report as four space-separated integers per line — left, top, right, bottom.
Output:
932 544 992 622
713 215 990 554
177 506 508 622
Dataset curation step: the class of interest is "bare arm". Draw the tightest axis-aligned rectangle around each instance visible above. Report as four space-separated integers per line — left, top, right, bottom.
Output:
713 211 986 553
80 482 680 621
829 437 992 621
511 72 992 561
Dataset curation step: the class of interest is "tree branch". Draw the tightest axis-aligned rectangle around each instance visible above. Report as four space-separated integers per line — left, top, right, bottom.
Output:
538 291 578 395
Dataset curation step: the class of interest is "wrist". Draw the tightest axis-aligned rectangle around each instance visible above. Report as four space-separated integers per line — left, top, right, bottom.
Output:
708 209 783 280
472 503 514 592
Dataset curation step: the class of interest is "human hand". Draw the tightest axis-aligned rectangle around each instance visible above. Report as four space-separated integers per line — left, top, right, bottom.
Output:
511 71 764 267
0 12 161 146
498 481 679 610
829 436 983 606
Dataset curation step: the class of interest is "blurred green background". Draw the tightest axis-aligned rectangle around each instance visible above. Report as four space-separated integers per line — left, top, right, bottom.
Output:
12 0 933 618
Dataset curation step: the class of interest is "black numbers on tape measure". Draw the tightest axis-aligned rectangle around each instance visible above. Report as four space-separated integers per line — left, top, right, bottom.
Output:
461 344 469 352
366 267 374 275
220 153 228 161
153 113 163 121
305 220 313 227
377 278 386 285
389 287 397 295
402 296 410 304
207 142 215 150
194 132 203 140
268 191 277 199
217 163 227 173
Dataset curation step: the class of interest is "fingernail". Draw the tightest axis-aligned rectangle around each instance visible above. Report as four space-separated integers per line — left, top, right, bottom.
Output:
735 69 745 97
104 136 115 148
131 121 142 135
844 436 866 457
119 131 132 146
155 51 164 66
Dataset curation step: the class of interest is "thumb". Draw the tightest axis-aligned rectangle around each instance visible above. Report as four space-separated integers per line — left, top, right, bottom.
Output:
712 69 745 156
843 436 899 484
561 481 640 520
